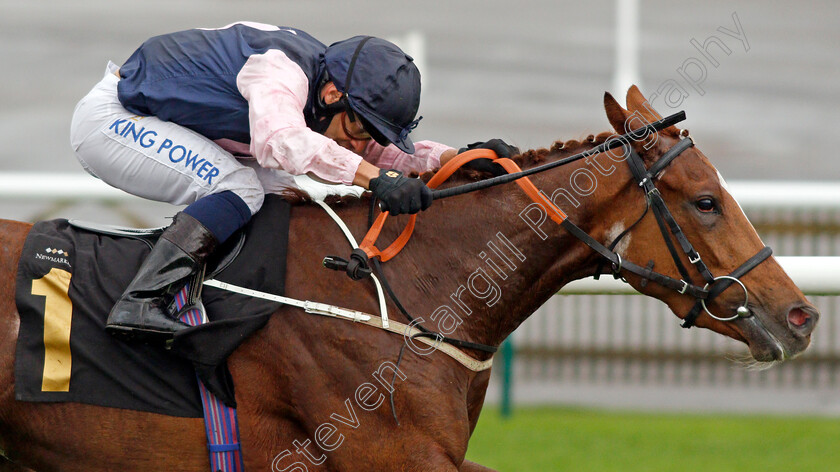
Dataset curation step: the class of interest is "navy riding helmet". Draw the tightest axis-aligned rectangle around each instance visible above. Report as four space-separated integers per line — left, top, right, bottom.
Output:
323 36 422 154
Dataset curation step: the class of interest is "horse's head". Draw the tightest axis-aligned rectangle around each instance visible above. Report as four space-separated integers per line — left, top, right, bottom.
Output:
600 86 818 363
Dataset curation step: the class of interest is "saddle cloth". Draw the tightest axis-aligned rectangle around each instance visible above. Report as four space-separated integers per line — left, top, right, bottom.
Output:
14 195 290 417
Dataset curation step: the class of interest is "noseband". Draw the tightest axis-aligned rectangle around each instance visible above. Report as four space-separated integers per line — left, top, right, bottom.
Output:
580 136 772 328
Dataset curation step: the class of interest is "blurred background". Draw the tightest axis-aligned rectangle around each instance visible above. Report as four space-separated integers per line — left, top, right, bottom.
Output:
2 1 839 470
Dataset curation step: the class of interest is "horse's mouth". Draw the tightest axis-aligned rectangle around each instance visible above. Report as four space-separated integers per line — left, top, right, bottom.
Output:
736 306 814 362
738 315 787 362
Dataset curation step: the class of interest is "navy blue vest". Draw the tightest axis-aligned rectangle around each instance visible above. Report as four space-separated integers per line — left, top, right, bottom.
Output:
117 24 326 144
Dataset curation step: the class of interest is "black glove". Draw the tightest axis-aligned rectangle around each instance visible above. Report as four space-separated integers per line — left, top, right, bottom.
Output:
458 139 520 177
369 169 433 216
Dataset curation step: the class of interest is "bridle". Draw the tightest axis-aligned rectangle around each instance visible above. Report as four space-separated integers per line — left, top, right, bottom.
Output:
427 111 772 329
330 111 774 364
575 135 773 328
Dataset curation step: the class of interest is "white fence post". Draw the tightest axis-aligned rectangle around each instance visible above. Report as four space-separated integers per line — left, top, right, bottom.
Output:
388 31 427 90
613 0 641 95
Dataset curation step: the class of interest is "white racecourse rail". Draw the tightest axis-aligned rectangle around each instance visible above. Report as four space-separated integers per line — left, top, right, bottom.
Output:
0 172 838 295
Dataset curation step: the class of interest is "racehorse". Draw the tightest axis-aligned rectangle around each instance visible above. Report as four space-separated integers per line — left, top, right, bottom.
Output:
0 87 819 471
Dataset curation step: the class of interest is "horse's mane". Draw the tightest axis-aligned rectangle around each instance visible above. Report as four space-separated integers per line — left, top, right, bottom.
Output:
281 131 615 206
420 131 616 185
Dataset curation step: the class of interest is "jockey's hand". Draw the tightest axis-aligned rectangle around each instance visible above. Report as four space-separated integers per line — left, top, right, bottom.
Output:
369 169 433 216
459 138 520 158
458 139 520 177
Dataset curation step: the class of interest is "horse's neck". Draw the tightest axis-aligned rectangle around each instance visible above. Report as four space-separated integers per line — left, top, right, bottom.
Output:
375 155 636 351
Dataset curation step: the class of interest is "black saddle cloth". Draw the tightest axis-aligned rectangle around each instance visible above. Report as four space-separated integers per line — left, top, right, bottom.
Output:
14 195 289 417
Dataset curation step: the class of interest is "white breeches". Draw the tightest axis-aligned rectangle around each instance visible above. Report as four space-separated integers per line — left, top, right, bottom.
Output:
69 62 365 215
70 62 264 214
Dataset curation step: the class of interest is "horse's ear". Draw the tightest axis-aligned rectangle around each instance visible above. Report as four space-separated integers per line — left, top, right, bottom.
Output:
604 91 629 134
625 85 680 138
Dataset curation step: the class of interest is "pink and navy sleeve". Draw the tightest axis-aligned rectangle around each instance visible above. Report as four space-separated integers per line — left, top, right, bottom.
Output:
362 140 454 175
237 49 452 184
236 49 363 185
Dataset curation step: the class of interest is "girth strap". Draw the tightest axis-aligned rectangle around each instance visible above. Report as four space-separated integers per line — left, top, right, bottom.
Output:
174 288 245 472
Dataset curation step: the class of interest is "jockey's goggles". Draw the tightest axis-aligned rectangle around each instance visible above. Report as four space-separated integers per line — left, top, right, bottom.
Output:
340 110 372 141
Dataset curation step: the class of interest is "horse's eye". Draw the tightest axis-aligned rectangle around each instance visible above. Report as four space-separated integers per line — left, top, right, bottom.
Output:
696 197 716 213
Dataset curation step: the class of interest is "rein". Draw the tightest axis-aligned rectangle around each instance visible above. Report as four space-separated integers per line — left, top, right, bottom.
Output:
336 110 773 365
430 111 687 201
356 112 688 261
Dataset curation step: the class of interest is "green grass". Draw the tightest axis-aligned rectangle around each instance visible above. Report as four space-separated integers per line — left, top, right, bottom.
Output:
465 406 840 471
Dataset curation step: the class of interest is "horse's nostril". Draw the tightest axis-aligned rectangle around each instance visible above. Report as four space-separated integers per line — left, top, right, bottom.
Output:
788 308 813 330
789 308 809 327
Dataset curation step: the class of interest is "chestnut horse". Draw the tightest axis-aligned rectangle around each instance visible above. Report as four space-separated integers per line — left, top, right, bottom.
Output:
0 87 819 471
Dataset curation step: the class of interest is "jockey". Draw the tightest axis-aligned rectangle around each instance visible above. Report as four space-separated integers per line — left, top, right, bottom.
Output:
69 21 517 342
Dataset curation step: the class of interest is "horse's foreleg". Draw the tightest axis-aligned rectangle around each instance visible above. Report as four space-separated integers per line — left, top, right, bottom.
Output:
460 460 497 472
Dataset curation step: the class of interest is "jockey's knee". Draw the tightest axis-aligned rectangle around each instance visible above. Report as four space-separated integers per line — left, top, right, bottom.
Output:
230 167 265 215
235 187 265 216
183 190 255 244
212 164 265 216
186 169 264 243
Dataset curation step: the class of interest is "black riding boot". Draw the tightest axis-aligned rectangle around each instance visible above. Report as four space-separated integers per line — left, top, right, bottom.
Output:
105 212 218 342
